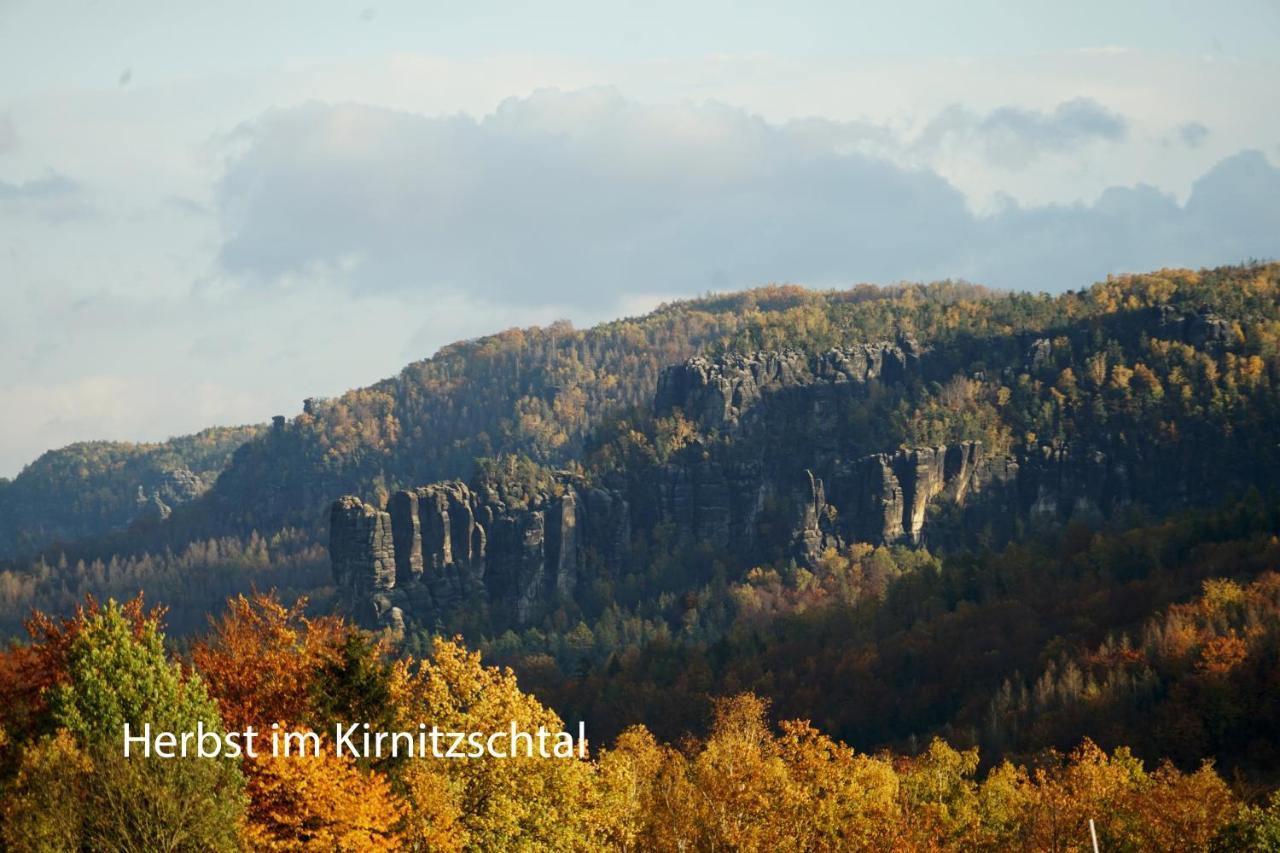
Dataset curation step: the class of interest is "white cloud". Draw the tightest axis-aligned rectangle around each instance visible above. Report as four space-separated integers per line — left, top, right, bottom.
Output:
913 98 1128 169
214 91 1279 304
2 41 1277 475
214 92 975 303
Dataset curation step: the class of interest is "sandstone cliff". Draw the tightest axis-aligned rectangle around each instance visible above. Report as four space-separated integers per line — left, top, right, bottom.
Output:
331 343 1014 631
331 479 629 632
654 342 920 431
332 322 1280 633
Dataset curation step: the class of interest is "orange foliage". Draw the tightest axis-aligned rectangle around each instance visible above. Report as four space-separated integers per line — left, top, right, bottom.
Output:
242 741 405 851
192 592 347 732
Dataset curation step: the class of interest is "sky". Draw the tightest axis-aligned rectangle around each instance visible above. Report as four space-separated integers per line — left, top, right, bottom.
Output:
1 1 1278 477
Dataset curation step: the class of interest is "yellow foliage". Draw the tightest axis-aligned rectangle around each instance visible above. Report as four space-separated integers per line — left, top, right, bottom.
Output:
388 637 601 850
242 744 405 852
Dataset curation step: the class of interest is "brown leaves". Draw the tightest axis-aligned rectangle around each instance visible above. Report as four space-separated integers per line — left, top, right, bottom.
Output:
191 592 347 732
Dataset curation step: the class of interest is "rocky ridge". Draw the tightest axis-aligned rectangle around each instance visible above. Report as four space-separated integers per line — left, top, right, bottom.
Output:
331 343 1017 630
332 321 1279 632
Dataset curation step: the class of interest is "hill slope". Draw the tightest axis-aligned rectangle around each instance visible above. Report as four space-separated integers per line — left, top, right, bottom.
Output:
5 263 1280 781
0 425 263 558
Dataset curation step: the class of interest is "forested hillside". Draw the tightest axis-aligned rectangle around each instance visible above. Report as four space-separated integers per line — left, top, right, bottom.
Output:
0 425 263 559
3 593 1274 850
4 263 1280 789
205 281 1001 533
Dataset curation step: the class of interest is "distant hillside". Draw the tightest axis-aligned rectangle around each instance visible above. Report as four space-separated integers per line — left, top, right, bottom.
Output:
0 425 263 559
317 261 1280 651
306 260 1280 781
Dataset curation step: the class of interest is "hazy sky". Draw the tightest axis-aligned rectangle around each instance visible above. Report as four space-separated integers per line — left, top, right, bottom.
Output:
1 1 1278 476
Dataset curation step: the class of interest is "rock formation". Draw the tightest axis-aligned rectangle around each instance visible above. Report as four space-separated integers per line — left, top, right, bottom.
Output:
331 331 1273 633
330 495 397 625
129 466 205 528
654 342 920 431
1154 304 1232 350
331 479 629 632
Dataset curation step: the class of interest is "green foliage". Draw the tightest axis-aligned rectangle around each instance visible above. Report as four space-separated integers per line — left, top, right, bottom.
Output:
49 602 218 744
6 601 246 851
308 631 397 738
1213 791 1280 851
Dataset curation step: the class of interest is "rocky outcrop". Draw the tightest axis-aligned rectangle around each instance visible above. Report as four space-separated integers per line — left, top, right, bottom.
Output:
331 479 629 632
129 466 205 528
331 328 1274 634
644 343 1018 554
655 343 920 431
1154 304 1232 350
330 496 397 625
330 342 1016 630
330 421 1243 633
825 442 1017 547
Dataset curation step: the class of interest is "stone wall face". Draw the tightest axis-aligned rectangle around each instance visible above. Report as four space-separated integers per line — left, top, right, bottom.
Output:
330 496 397 626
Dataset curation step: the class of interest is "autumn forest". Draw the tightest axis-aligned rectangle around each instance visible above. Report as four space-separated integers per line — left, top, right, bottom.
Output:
4 264 1280 849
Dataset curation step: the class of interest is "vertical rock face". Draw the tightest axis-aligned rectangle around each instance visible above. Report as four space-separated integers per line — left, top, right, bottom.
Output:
329 496 397 625
330 496 396 593
815 441 1015 548
645 341 983 554
330 479 627 632
547 488 579 598
845 454 906 544
388 490 423 585
411 481 484 611
792 470 837 565
893 447 946 545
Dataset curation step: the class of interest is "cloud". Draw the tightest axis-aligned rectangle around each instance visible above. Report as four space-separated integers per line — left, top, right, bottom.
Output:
213 91 1275 304
972 150 1280 288
0 172 78 201
1178 121 1210 147
915 97 1128 168
0 171 89 220
0 375 271 477
215 90 975 304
